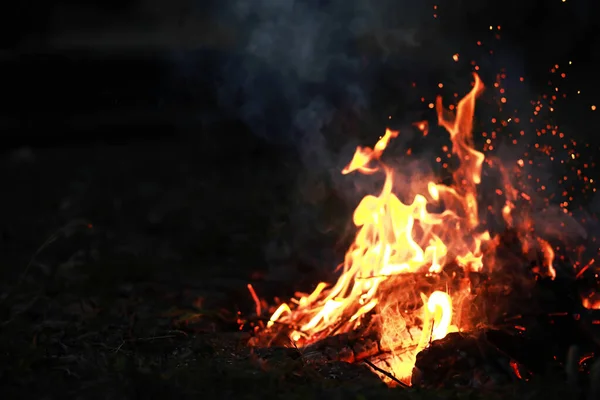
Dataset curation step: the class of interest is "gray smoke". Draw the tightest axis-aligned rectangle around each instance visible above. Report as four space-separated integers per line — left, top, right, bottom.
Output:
204 0 432 278
213 0 427 170
167 0 594 278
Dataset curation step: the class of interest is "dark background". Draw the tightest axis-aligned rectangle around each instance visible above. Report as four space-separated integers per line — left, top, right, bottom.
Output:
3 0 600 147
2 0 600 283
2 2 600 397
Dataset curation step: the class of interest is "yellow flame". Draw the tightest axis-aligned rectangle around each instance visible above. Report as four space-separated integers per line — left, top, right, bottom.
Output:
265 73 494 383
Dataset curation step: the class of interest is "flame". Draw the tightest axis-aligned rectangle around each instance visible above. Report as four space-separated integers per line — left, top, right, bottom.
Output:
260 73 563 384
263 73 489 383
582 294 600 310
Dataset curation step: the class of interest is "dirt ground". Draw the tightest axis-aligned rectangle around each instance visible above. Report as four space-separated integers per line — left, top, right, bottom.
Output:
0 132 593 399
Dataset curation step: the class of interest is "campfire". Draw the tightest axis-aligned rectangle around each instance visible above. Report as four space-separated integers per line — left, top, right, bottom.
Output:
245 73 600 388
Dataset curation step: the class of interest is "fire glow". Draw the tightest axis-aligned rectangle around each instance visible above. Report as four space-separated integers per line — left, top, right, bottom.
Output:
255 73 559 385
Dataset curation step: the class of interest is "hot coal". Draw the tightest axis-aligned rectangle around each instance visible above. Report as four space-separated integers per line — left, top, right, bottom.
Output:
248 224 600 390
409 269 600 389
300 330 382 364
249 329 384 365
412 331 529 389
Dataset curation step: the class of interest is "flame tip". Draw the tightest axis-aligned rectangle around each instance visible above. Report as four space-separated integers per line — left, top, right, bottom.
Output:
258 72 569 385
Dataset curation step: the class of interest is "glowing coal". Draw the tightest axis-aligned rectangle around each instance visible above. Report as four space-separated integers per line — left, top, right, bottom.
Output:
252 73 559 385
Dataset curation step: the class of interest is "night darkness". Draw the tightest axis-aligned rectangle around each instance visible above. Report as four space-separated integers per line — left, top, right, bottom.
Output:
3 1 600 398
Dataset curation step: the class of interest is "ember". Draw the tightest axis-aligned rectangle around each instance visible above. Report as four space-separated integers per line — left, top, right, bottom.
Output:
249 73 600 387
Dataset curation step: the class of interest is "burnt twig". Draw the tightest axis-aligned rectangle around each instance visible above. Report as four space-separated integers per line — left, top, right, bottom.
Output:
363 359 409 388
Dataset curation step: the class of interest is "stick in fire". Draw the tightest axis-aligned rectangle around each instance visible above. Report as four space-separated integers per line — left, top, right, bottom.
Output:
253 73 560 385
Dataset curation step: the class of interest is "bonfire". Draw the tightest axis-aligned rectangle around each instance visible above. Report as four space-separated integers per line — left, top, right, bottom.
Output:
249 73 565 385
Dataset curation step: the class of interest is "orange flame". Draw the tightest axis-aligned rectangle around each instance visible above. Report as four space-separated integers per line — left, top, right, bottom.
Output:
582 295 600 310
264 73 491 383
261 73 564 384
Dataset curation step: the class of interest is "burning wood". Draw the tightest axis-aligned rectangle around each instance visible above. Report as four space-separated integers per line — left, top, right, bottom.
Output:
412 331 530 389
248 73 595 386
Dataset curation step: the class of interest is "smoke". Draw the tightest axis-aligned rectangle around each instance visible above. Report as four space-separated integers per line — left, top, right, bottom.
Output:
189 0 432 279
211 0 428 168
170 0 595 279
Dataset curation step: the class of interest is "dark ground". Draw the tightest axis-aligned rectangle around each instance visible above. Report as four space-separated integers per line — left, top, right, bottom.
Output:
1 133 595 400
3 1 600 399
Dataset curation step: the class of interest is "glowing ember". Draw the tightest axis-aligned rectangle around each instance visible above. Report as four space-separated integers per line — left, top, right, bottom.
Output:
256 73 562 385
582 295 600 310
